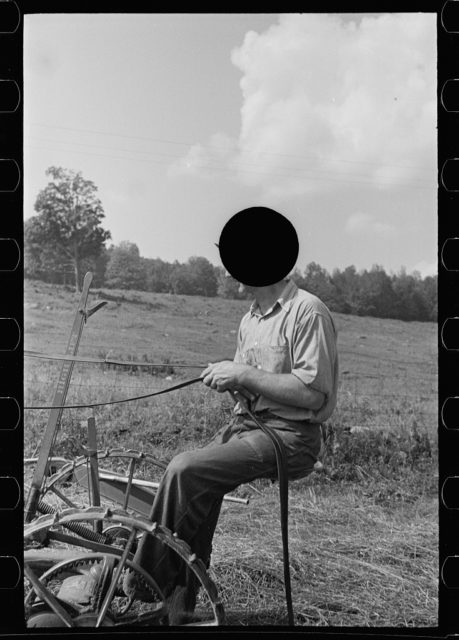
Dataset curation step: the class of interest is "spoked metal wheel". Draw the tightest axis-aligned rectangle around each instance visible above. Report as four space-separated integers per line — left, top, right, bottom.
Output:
25 449 167 517
24 507 225 627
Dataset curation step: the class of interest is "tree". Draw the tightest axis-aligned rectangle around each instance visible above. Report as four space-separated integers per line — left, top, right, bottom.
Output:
32 166 111 291
169 262 195 295
392 268 430 321
105 242 146 290
216 266 248 299
168 257 218 296
358 265 398 318
144 257 174 293
289 268 307 290
187 257 218 297
419 274 437 321
90 245 111 288
331 265 361 314
25 215 72 283
301 262 338 308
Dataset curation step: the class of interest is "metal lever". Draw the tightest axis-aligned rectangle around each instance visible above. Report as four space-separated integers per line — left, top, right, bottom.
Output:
85 301 108 319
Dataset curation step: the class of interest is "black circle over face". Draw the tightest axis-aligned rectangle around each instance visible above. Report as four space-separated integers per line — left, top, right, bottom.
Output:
218 207 299 287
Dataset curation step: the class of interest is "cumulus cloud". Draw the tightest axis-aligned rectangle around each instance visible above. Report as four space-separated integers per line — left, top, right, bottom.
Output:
173 13 436 198
345 212 396 236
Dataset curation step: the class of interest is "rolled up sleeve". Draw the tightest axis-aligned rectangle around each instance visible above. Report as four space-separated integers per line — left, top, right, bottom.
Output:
291 312 337 400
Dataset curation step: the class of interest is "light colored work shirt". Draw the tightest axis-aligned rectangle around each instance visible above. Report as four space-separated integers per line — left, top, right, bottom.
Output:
233 279 339 423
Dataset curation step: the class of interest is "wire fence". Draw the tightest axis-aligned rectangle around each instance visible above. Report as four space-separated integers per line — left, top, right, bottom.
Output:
24 353 438 433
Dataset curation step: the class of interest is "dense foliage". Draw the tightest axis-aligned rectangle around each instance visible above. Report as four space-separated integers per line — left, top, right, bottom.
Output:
25 167 111 291
25 167 436 321
25 240 437 321
290 262 437 322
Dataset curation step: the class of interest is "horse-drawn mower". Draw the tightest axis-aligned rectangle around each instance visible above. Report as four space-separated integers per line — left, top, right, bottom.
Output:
24 272 239 627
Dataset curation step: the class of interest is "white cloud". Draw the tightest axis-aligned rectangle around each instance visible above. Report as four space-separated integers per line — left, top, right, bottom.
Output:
173 13 436 199
168 132 236 179
345 212 396 236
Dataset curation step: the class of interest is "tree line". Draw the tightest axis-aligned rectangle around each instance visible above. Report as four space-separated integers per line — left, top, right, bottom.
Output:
25 166 437 322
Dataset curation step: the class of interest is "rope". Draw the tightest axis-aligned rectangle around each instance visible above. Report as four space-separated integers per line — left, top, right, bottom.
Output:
25 376 204 410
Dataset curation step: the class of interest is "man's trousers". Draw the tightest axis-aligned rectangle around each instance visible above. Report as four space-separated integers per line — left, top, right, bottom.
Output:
130 411 321 598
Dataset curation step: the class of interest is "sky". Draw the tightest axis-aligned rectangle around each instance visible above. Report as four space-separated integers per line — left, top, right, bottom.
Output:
24 12 437 278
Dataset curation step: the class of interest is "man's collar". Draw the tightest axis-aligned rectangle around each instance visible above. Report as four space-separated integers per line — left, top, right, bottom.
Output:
277 279 298 311
249 279 298 317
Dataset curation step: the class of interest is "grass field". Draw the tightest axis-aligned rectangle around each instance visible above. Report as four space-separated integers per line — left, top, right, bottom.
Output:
24 279 438 626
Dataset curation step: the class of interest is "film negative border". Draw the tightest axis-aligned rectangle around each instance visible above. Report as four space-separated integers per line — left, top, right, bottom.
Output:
0 0 451 636
0 0 22 631
439 0 459 634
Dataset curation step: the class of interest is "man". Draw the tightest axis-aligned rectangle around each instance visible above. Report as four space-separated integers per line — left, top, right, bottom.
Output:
124 207 339 623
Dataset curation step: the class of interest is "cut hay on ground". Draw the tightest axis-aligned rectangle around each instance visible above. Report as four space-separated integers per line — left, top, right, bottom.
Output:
211 483 437 626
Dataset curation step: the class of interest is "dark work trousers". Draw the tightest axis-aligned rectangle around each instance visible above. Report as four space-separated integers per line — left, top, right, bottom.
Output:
131 411 321 600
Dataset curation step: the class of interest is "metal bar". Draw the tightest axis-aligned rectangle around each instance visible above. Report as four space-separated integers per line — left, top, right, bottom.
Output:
24 564 75 627
47 530 127 557
48 485 78 508
97 471 249 505
86 301 107 318
24 548 88 577
24 457 69 470
87 416 102 533
35 499 107 543
72 467 155 517
86 459 92 508
25 272 95 523
122 458 136 511
95 528 137 627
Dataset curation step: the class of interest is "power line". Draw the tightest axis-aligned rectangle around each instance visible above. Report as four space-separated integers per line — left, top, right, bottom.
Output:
25 142 434 191
30 121 434 174
27 135 431 186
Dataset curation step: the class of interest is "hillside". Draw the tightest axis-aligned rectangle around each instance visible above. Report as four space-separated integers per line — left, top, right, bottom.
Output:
24 279 437 432
23 278 438 626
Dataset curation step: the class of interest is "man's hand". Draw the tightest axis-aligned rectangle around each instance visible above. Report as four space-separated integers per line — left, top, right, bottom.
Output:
201 361 254 395
201 360 325 411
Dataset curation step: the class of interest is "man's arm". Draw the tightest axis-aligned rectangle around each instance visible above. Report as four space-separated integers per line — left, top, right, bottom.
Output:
201 361 325 411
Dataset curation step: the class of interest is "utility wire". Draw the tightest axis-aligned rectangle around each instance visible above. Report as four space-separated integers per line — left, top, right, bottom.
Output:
30 121 433 172
27 135 431 186
26 143 434 191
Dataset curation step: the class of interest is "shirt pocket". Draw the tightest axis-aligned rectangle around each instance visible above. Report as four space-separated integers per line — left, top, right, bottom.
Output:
257 344 291 374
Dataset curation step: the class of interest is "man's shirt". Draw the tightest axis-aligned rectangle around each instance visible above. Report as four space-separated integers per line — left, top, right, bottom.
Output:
233 279 339 423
